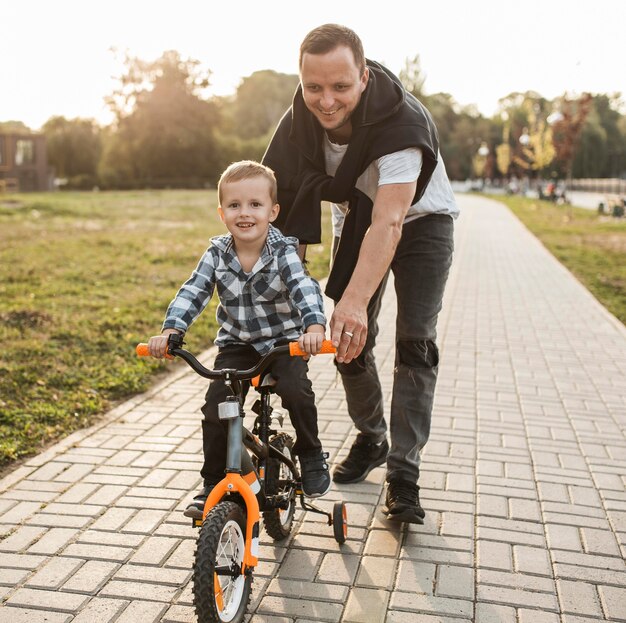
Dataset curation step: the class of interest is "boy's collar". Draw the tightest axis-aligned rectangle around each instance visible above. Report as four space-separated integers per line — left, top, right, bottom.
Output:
210 224 298 256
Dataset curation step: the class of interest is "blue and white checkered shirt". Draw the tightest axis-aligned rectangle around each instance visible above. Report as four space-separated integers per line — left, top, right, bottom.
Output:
162 225 326 354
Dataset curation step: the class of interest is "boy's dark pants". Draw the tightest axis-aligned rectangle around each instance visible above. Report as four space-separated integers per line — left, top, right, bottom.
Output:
200 343 321 485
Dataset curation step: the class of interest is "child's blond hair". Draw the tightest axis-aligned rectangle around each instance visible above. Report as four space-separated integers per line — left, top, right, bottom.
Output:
217 160 278 205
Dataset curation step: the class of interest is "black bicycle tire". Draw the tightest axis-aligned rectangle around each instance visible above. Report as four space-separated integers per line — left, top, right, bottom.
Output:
193 501 252 623
263 432 297 541
332 501 348 544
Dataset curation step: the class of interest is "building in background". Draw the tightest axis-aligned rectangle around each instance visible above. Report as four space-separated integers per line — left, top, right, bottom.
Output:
0 131 53 192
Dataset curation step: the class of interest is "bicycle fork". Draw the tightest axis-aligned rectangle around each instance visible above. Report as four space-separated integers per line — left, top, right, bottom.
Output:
202 396 260 573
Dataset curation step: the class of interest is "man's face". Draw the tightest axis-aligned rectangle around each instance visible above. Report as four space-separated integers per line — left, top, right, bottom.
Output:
300 45 369 144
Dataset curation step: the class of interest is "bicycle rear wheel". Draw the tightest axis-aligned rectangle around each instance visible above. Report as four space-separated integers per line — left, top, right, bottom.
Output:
263 432 297 541
193 501 252 623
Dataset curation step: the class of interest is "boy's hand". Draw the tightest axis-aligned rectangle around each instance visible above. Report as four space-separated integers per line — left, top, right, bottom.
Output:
148 329 181 359
298 324 326 356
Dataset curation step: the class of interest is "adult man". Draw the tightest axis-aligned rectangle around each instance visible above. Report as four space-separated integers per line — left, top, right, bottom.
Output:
263 24 458 524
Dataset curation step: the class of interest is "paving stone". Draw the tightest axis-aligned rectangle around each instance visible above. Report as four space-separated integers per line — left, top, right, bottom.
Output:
0 525 47 552
70 597 129 622
557 579 603 617
436 564 474 599
355 555 397 590
477 584 559 611
478 569 554 593
114 601 168 623
257 595 343 621
27 527 79 555
517 608 561 623
25 557 84 589
477 540 512 571
342 587 389 623
114 564 191 586
598 584 626 620
389 592 473 618
395 560 437 595
6 587 89 612
277 548 323 581
100 579 178 602
129 536 179 565
0 567 30 585
161 604 196 622
580 526 623 557
0 608 72 623
0 552 47 569
62 560 119 594
316 552 360 585
545 523 583 551
267 578 348 601
163 539 196 569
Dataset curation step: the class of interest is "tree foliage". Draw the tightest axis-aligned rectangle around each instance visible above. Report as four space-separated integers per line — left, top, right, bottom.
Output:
228 70 298 139
19 49 626 187
99 50 221 188
42 117 101 186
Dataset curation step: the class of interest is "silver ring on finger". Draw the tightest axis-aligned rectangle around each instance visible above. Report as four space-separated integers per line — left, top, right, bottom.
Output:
343 331 354 338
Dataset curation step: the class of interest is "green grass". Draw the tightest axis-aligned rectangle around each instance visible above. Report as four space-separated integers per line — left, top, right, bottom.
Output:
492 194 626 324
0 190 332 470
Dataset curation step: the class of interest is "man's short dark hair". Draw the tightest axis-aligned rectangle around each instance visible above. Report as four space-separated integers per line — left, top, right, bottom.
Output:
299 24 366 75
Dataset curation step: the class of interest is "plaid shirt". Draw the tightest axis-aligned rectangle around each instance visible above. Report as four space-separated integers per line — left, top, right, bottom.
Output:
162 225 326 354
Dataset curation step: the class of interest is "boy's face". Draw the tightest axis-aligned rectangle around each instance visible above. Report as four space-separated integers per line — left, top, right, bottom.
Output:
218 177 279 246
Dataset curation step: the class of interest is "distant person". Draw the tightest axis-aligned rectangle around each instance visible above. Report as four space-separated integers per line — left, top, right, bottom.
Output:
263 24 458 524
147 160 331 519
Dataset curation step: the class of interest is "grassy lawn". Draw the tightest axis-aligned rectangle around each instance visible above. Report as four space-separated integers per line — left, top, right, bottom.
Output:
493 194 626 324
0 191 332 470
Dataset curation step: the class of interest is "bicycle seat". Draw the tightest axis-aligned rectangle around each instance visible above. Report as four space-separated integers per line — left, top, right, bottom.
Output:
251 372 277 389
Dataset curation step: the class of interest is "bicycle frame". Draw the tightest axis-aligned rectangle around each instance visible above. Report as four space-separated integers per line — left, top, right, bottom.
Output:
136 333 341 575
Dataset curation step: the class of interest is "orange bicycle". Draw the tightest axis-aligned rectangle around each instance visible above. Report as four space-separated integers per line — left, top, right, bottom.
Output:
137 333 347 623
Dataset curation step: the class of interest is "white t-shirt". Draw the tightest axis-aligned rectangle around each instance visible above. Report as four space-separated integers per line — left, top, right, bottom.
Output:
324 135 459 237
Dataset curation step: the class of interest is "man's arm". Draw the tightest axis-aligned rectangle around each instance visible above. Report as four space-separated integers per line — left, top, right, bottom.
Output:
331 180 417 363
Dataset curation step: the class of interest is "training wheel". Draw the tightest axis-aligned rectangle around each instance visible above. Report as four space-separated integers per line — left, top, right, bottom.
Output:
332 501 347 544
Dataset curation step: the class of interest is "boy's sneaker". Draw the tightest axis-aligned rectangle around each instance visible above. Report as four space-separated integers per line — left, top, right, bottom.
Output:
382 478 425 524
183 483 216 520
300 450 331 497
332 437 389 483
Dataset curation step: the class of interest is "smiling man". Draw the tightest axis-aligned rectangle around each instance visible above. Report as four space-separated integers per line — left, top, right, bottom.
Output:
263 24 458 524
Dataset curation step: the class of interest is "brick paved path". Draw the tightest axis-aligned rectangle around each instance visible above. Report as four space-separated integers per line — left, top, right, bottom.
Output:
1 194 625 622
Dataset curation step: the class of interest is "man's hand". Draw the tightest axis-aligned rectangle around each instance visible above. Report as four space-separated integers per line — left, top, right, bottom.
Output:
298 324 326 356
148 328 181 359
330 296 368 364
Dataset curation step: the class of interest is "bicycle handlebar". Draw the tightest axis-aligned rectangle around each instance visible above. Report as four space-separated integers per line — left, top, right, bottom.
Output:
136 336 336 381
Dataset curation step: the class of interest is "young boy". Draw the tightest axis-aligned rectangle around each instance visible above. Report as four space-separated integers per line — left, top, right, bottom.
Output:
148 160 330 519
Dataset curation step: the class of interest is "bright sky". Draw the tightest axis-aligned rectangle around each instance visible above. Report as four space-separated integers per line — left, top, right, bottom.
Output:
3 0 624 130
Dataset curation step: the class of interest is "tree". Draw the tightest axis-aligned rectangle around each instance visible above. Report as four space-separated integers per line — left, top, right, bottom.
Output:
399 55 427 101
571 108 608 178
42 117 101 185
100 50 221 188
228 70 298 139
549 93 593 179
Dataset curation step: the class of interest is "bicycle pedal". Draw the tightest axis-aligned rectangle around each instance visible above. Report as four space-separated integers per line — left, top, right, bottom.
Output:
192 518 202 528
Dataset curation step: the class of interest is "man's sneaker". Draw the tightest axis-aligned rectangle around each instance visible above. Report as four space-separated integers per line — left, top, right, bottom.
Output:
183 483 216 520
332 437 389 484
382 478 425 524
300 450 331 497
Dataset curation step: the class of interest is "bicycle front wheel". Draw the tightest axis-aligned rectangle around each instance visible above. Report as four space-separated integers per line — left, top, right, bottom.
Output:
193 501 252 623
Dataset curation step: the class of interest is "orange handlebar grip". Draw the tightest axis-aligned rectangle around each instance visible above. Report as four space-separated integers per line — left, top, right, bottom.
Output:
136 343 174 360
289 339 336 357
